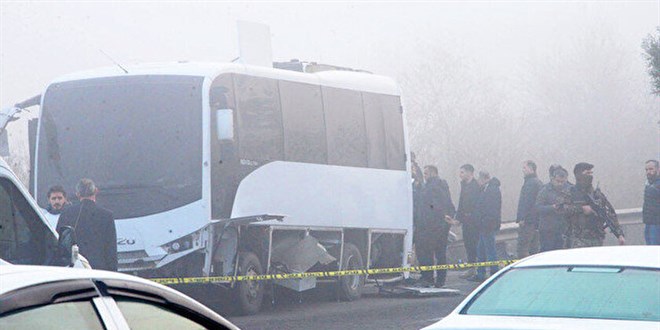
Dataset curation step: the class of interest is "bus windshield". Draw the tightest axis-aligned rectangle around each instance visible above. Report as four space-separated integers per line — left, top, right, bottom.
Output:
36 75 204 219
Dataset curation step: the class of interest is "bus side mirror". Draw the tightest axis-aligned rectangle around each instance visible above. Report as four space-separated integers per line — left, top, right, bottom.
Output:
216 109 234 141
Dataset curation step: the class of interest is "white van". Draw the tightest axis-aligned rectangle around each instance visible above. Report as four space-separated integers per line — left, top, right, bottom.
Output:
0 157 84 267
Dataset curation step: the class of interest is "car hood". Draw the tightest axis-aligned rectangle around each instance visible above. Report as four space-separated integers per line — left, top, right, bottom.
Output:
422 314 659 330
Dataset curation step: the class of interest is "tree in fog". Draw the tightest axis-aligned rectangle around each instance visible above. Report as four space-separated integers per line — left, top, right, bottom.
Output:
642 27 660 95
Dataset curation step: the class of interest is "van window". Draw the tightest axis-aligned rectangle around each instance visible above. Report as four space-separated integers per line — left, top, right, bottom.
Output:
0 177 53 265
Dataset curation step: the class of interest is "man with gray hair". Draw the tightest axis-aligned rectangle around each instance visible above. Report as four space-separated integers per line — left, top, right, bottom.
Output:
57 178 117 271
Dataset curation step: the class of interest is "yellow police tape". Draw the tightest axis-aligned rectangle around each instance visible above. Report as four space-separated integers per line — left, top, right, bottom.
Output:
150 259 518 285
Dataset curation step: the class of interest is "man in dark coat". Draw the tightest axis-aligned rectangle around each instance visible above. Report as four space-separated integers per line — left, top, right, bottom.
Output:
417 165 455 287
536 166 571 252
643 160 660 245
516 160 543 258
454 164 481 279
57 178 117 271
471 171 501 282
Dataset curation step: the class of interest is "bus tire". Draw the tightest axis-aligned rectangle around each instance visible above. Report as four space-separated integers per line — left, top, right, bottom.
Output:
338 243 365 301
235 251 264 315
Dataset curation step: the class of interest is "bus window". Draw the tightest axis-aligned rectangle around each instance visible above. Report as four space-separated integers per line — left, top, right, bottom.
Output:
280 81 327 164
0 177 50 265
234 75 284 162
362 93 387 169
322 87 367 168
382 96 406 170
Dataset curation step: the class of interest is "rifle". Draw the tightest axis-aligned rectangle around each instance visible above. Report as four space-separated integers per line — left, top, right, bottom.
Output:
584 188 624 238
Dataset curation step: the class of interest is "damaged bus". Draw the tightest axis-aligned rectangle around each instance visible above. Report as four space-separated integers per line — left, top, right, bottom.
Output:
29 60 412 314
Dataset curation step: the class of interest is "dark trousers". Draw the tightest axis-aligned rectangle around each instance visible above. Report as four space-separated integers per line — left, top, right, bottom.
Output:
476 230 499 279
462 223 479 263
417 225 450 286
517 222 539 258
540 229 564 252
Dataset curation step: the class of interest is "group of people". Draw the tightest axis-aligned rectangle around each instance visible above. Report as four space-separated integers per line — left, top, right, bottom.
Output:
42 178 117 271
411 154 503 285
411 155 660 287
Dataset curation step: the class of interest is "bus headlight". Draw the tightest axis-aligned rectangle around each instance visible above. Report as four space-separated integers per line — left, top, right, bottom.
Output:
162 235 194 253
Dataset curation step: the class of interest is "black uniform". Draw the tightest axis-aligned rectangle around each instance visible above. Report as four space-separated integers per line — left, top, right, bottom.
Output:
417 176 455 286
455 179 480 264
57 199 117 271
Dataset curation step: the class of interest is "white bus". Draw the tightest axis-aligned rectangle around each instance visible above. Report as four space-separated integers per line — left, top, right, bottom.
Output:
32 61 413 314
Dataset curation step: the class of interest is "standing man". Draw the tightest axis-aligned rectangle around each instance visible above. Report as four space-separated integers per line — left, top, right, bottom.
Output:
565 163 625 248
412 162 425 253
471 171 501 282
42 185 71 228
536 167 571 252
643 160 660 245
417 165 455 288
57 179 117 271
516 160 543 258
454 164 481 279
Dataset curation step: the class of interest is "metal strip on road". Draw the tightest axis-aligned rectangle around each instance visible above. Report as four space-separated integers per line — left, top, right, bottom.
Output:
150 259 518 285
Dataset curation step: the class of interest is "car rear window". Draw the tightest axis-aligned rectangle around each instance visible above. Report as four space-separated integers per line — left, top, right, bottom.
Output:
463 266 660 322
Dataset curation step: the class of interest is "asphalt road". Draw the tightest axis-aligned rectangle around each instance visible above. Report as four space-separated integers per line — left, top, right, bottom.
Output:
220 272 481 330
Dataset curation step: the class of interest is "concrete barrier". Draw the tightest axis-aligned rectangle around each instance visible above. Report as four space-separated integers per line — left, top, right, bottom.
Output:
446 208 644 264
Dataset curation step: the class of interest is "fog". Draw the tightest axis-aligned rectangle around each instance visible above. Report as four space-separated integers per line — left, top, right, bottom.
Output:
1 2 659 220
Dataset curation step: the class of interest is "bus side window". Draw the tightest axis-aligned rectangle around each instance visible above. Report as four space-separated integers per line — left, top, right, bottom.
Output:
382 96 406 170
234 75 284 162
280 81 327 164
362 92 388 169
322 87 368 167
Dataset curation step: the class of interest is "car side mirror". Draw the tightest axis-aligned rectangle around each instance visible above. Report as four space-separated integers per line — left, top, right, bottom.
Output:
216 109 234 141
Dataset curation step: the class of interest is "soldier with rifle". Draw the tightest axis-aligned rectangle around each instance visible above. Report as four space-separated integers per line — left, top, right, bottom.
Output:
564 163 625 248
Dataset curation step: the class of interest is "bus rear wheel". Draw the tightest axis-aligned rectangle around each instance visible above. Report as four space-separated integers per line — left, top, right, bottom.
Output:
338 243 365 301
235 251 264 315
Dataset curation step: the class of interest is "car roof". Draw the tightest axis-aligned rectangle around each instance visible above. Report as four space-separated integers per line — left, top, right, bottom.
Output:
513 245 660 269
0 264 163 295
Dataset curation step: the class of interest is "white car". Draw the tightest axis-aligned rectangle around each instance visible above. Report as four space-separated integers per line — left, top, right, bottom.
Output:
423 246 660 330
0 264 238 330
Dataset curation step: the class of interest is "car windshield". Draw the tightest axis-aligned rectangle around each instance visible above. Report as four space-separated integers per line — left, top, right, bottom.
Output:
36 75 203 219
463 266 660 322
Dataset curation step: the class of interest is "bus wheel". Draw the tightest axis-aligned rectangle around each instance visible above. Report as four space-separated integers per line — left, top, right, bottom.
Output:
235 251 264 315
338 243 365 301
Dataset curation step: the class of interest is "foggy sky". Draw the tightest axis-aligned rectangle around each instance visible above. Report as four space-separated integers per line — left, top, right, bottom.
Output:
1 1 659 219
1 2 658 106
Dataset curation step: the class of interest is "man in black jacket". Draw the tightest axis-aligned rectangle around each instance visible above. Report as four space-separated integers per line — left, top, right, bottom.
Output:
454 164 481 279
472 171 501 282
417 165 455 287
644 160 660 245
516 160 543 258
57 179 117 271
536 167 571 252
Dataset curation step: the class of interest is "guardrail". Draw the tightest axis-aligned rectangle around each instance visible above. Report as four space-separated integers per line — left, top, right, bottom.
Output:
447 208 643 263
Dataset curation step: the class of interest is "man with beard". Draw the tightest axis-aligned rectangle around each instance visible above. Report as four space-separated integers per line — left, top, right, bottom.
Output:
643 160 660 245
417 165 455 288
565 163 625 248
42 185 71 228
